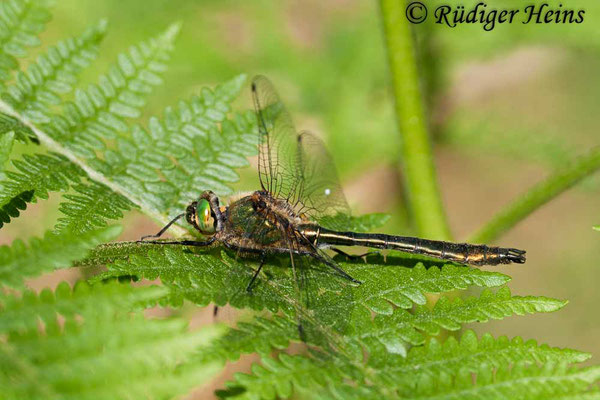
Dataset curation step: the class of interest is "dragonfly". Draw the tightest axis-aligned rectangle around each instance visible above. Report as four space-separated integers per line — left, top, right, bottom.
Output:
139 75 526 314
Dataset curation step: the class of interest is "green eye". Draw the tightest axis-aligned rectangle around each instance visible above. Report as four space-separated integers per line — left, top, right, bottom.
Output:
196 199 215 233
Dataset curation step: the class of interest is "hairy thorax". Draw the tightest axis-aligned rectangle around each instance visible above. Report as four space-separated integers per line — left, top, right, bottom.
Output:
219 191 313 253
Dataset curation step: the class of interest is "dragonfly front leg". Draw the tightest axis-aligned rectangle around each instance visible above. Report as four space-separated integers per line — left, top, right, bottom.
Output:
136 239 216 246
139 213 185 241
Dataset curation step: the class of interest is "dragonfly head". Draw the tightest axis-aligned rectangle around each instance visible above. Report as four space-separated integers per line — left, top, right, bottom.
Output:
185 191 224 235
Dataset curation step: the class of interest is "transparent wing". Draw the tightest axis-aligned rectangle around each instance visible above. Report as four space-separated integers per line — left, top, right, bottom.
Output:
252 75 298 197
294 131 350 228
251 76 351 229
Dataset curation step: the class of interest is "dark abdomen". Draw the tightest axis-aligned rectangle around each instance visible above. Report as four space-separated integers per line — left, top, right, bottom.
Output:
313 228 526 266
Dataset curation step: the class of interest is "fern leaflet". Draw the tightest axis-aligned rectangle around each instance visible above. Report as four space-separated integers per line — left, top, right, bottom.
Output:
2 20 107 122
42 23 179 155
0 0 52 89
372 329 590 392
0 129 13 173
220 328 595 400
0 279 165 334
0 110 35 142
0 281 223 400
0 225 120 287
0 152 84 227
54 182 134 234
351 287 566 356
405 362 600 400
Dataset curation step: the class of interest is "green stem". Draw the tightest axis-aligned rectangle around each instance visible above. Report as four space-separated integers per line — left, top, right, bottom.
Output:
469 147 600 244
379 0 451 241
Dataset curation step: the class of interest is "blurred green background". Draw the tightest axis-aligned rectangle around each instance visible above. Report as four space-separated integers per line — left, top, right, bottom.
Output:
2 0 599 391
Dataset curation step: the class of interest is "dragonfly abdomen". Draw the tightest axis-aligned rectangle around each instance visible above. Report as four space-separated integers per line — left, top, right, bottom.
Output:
313 228 526 266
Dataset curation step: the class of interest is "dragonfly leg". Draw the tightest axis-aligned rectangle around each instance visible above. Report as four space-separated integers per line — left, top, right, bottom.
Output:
246 255 267 293
331 247 379 260
139 213 185 241
213 305 219 318
136 239 215 247
313 253 362 285
297 322 306 342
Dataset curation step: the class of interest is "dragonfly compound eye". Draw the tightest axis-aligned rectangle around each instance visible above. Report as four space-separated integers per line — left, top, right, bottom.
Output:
196 199 216 234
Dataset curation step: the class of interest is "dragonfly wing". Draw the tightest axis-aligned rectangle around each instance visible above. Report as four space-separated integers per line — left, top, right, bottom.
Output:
288 230 355 344
293 131 351 230
251 76 351 230
252 75 298 198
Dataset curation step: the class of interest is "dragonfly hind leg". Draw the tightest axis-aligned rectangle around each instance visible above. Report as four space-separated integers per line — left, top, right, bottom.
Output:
246 255 267 293
312 253 362 285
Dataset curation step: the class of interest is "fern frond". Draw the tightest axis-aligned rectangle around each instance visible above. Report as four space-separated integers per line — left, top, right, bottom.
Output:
89 243 565 361
0 111 35 142
200 315 299 363
2 20 107 122
54 182 134 234
405 362 600 400
0 225 121 287
350 261 510 313
222 353 370 400
223 353 600 400
353 287 566 355
0 279 165 334
0 129 13 174
0 152 84 227
95 74 255 216
106 247 290 313
0 27 255 235
373 329 590 391
0 0 52 89
43 23 179 154
0 281 223 400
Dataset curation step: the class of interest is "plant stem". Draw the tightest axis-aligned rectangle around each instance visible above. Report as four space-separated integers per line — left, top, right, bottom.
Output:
379 0 451 240
469 146 600 244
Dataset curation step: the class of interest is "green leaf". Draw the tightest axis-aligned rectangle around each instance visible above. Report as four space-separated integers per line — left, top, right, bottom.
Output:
350 261 510 313
219 328 594 400
0 0 52 89
372 329 591 392
43 23 180 154
96 75 255 218
0 280 166 334
0 281 223 400
88 242 565 362
0 129 14 173
350 287 566 356
405 363 600 400
0 152 84 228
54 182 134 234
0 225 121 288
2 20 107 123
221 353 374 400
0 111 36 143
199 315 299 362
